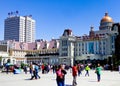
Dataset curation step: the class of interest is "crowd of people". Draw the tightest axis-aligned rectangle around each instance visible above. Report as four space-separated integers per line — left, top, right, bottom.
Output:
1 62 120 86
55 63 102 86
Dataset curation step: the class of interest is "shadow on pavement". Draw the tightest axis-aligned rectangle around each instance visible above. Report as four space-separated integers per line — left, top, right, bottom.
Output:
24 78 31 80
88 80 97 82
65 84 72 86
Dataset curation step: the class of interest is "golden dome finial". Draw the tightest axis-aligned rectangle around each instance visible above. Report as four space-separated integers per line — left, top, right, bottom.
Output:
101 12 113 23
105 12 108 16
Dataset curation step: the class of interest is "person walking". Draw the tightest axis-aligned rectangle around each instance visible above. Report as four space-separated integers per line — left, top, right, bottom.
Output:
77 64 82 76
72 64 78 86
30 63 37 80
85 65 90 76
34 63 40 79
29 62 33 77
52 65 56 74
5 63 10 74
95 63 102 82
41 64 45 74
23 65 27 74
56 64 67 86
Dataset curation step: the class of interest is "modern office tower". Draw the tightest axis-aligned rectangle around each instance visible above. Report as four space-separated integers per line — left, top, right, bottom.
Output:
24 16 35 42
4 11 35 42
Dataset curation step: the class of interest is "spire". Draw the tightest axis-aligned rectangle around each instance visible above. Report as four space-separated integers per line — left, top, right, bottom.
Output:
90 25 94 31
105 12 108 16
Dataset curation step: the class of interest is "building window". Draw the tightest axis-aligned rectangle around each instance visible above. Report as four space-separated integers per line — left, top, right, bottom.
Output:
62 40 68 46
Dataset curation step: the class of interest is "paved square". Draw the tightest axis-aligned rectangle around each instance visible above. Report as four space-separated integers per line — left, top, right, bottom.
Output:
0 70 120 86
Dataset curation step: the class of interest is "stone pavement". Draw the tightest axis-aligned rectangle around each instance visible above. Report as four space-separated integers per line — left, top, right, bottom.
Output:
0 70 120 86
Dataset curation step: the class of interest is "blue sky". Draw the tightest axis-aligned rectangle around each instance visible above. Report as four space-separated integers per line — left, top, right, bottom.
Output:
0 0 120 40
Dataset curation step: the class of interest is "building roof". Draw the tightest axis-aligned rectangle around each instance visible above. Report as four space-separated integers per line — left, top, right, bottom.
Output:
101 13 113 23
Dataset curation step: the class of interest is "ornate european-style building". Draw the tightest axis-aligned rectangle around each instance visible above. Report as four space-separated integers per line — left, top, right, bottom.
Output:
0 13 120 66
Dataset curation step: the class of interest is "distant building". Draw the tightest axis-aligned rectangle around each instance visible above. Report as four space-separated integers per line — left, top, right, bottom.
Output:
4 11 35 42
59 13 118 66
0 13 119 66
0 39 59 65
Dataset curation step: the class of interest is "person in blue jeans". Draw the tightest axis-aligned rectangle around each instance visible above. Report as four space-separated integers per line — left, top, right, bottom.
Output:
95 64 102 82
30 63 40 80
34 63 40 79
85 65 90 76
56 65 67 86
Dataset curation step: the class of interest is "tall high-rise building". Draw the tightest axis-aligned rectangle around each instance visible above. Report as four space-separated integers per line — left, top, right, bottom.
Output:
4 11 35 42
